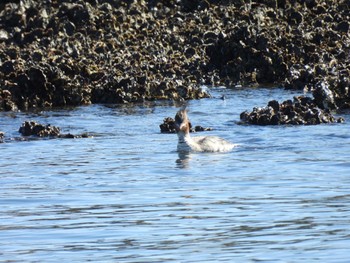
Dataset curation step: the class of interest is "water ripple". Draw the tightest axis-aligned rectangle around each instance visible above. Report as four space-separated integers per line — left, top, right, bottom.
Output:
1 88 350 262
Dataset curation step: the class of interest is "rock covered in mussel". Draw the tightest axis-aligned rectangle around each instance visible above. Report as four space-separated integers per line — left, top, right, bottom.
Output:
160 117 212 133
18 121 91 138
313 81 337 110
0 0 349 112
19 121 61 137
160 117 178 133
240 96 344 126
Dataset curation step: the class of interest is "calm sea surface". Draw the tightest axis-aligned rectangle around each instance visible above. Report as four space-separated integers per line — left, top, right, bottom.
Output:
1 87 349 262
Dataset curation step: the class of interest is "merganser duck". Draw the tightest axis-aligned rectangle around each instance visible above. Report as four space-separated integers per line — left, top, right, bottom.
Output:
174 109 236 152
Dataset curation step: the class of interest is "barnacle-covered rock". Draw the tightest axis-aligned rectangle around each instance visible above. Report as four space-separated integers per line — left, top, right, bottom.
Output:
18 121 93 139
0 0 349 112
19 121 61 137
313 81 337 110
0 89 17 111
160 117 177 133
240 96 344 126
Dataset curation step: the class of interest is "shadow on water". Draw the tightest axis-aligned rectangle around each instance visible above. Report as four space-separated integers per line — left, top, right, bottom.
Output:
176 150 192 169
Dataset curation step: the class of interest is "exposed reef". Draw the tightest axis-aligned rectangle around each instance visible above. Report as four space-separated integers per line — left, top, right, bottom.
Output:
0 121 91 142
0 0 349 118
19 121 61 137
240 96 345 126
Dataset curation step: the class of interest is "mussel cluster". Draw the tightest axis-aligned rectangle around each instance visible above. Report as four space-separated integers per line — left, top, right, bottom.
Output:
205 0 350 110
0 0 214 111
0 120 91 142
0 0 349 119
240 96 345 126
19 121 60 137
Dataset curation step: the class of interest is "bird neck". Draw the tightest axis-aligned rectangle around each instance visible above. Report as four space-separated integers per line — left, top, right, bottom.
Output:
177 121 191 143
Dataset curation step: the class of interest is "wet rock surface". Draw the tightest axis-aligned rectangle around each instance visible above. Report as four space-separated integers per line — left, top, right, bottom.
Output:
19 121 61 137
6 121 92 142
160 117 212 133
0 0 214 111
240 96 345 126
0 0 349 124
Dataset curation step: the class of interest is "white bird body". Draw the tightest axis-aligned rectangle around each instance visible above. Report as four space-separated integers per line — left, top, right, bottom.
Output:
175 109 236 153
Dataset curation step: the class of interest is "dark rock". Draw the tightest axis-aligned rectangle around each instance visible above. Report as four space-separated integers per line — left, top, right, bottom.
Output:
59 133 76 139
270 114 280 125
313 81 337 110
288 10 303 25
314 4 327 15
0 89 17 111
337 117 345 123
18 121 93 139
240 96 342 126
336 21 349 33
32 50 43 62
184 47 196 59
0 131 4 143
19 121 61 137
160 117 177 133
0 0 349 112
203 31 218 44
64 21 76 36
28 67 47 88
268 100 280 112
257 114 270 126
1 61 15 75
240 111 250 123
58 3 93 25
58 133 91 139
299 96 314 106
194 125 213 132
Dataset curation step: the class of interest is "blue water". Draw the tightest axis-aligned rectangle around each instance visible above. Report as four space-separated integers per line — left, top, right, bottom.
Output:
1 87 350 262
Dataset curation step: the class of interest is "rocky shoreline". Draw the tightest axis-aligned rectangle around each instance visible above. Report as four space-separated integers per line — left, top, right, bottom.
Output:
0 1 349 121
0 120 92 143
240 96 345 126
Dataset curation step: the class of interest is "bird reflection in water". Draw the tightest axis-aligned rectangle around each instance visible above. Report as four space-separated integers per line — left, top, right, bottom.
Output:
176 150 191 169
